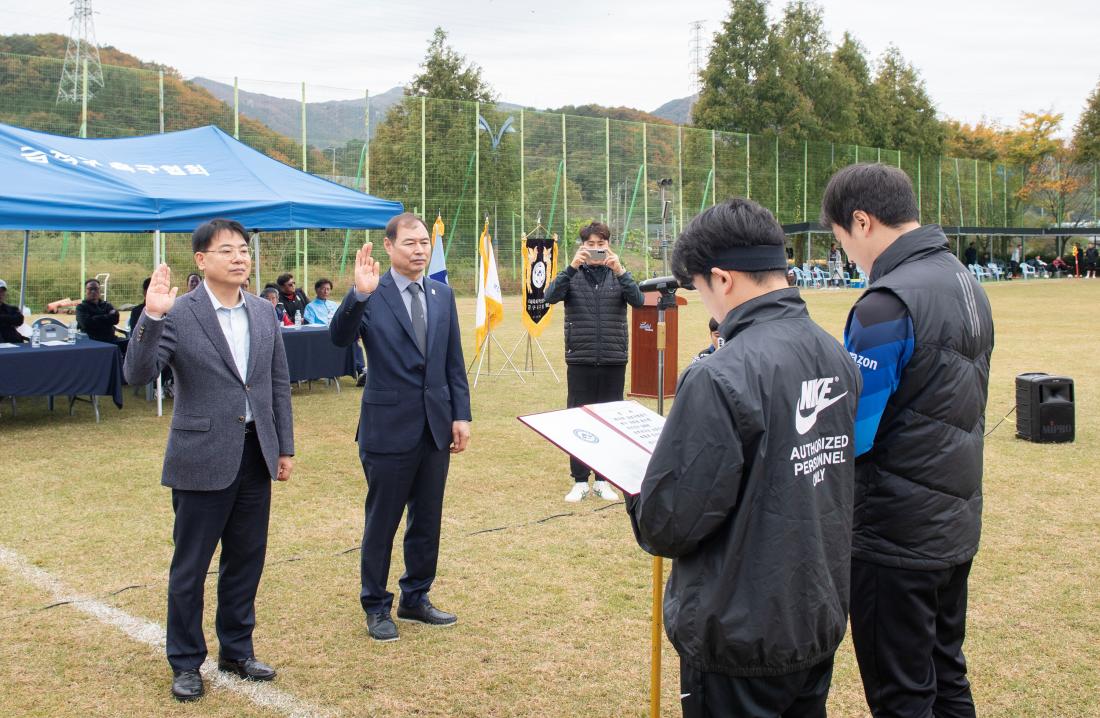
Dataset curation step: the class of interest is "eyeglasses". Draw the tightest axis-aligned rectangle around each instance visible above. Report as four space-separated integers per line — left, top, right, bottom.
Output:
208 247 253 259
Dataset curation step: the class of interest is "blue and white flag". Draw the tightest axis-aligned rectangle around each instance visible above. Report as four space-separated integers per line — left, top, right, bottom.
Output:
428 215 448 284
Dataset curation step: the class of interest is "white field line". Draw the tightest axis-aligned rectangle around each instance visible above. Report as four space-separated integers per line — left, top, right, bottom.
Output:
0 545 336 718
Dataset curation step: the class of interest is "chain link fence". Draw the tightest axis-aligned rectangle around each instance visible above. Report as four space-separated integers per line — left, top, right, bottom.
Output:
2 51 1098 311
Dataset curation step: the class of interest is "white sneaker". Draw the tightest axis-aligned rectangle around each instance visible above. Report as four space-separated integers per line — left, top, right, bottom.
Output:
564 482 590 502
591 480 620 501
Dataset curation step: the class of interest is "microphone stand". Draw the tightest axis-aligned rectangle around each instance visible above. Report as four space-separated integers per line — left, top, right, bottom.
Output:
649 280 677 718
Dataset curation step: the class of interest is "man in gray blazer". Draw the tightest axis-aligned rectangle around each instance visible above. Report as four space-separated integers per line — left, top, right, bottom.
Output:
125 218 294 702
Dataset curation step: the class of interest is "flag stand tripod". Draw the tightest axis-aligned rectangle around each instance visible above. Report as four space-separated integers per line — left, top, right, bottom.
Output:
467 329 526 388
505 333 560 383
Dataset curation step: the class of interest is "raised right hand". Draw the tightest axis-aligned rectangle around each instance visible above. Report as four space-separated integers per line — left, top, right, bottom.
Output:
354 242 381 294
571 247 590 269
144 263 178 318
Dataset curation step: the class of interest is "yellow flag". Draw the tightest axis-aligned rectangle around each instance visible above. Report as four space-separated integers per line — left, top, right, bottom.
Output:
475 219 504 350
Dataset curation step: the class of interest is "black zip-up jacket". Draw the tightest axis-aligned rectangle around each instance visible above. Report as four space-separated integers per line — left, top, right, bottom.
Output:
852 225 993 570
76 299 120 342
629 288 861 677
544 264 644 365
0 301 27 343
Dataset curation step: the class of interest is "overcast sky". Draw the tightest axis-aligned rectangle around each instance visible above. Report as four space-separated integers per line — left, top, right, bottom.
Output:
6 0 1099 135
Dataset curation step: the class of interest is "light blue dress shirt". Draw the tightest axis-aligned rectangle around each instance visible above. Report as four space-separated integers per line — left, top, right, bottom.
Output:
203 282 252 422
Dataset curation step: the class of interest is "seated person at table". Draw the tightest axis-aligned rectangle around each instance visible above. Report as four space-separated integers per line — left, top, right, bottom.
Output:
305 277 366 381
129 277 152 332
0 279 28 343
77 278 121 342
276 273 309 324
303 278 339 325
261 287 293 326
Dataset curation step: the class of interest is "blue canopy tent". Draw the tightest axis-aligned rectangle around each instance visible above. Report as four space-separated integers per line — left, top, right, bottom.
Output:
0 122 402 309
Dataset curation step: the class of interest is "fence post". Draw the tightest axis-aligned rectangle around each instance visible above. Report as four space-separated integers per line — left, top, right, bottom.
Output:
677 125 684 236
642 122 649 275
421 96 427 223
364 90 370 196
774 134 779 219
300 82 308 283
802 140 808 223
711 130 717 206
520 109 525 233
745 133 751 200
561 113 568 235
937 158 943 225
605 117 611 224
158 70 164 134
917 155 922 222
475 101 480 236
233 77 239 138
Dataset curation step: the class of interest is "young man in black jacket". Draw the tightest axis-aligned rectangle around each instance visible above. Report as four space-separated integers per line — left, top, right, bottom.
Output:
628 199 860 717
823 164 993 718
545 221 645 503
76 278 120 342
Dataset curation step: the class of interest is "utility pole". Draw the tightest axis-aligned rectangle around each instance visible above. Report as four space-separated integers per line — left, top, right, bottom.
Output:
57 0 104 103
689 21 706 94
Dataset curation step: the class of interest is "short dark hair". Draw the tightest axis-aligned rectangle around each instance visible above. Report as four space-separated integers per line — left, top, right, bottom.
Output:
192 218 248 253
314 278 333 292
384 212 428 240
276 273 294 288
708 317 719 332
142 277 152 292
579 221 611 243
820 163 919 233
84 278 99 288
672 198 788 287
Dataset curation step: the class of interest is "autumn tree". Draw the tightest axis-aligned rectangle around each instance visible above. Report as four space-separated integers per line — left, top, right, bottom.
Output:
1072 76 1100 163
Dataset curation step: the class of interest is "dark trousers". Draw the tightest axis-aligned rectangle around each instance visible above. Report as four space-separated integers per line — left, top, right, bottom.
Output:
359 425 450 614
566 363 627 482
850 558 975 718
679 654 835 718
166 430 271 671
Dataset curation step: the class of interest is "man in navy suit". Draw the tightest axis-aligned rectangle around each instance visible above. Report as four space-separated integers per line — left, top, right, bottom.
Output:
330 212 472 642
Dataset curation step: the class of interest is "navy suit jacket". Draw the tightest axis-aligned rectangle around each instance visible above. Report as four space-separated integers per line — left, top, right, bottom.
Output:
329 272 472 455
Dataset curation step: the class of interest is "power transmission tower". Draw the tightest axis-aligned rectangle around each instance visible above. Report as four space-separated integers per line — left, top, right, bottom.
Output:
689 20 706 93
57 0 105 103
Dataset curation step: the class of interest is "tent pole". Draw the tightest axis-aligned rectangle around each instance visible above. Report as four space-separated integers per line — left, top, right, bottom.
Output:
20 230 29 312
154 229 163 417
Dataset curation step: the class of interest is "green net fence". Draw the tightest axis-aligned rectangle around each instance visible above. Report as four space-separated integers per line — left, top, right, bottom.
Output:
2 52 1098 311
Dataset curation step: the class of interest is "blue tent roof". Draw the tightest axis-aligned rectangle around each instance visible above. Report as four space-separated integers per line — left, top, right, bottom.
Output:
0 123 402 232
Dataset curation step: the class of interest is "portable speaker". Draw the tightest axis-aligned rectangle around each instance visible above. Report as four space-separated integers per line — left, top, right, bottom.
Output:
1015 373 1074 443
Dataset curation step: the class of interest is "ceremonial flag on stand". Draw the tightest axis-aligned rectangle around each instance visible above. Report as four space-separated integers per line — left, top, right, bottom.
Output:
428 215 448 284
474 218 504 351
522 234 558 338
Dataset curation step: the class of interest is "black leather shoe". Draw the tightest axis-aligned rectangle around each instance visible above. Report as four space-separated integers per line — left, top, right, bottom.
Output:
366 612 399 642
171 668 204 702
396 600 457 627
217 656 277 681
355 372 366 387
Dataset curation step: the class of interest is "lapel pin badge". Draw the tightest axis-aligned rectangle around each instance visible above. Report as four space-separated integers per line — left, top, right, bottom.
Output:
431 288 436 295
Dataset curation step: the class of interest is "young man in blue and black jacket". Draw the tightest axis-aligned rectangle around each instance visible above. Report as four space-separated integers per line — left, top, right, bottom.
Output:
824 163 993 718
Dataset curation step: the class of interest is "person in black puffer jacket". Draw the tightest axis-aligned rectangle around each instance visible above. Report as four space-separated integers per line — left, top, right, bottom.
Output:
544 220 645 503
823 163 993 718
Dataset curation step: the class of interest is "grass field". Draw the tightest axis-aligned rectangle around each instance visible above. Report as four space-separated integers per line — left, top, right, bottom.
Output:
1 280 1097 717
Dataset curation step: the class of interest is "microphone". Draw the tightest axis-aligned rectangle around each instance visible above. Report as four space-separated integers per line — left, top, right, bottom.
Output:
638 275 682 293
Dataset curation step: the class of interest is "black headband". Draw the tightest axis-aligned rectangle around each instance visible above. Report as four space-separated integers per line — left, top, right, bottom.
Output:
708 244 789 272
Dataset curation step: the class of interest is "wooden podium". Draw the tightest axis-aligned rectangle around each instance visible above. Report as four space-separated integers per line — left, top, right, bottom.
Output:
629 293 687 399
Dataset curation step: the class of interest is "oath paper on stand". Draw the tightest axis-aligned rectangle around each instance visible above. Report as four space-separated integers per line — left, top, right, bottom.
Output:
518 400 665 496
